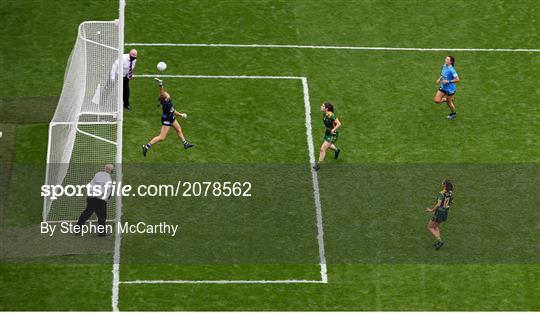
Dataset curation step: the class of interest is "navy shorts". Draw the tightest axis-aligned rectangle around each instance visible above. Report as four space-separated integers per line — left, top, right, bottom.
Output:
161 116 175 126
439 87 455 96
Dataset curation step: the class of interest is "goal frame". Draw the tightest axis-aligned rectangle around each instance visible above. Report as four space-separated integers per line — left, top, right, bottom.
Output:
42 10 124 223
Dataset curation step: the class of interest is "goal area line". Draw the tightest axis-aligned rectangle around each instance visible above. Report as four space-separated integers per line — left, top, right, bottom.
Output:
121 279 326 285
135 74 304 80
115 74 328 287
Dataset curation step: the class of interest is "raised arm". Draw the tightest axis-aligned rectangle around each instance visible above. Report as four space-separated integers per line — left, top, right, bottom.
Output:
159 85 167 97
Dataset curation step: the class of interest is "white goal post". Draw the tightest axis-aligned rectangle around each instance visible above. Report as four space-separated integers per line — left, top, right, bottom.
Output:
43 8 124 222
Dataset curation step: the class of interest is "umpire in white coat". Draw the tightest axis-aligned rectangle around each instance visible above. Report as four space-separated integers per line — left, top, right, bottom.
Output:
75 164 114 237
110 49 137 110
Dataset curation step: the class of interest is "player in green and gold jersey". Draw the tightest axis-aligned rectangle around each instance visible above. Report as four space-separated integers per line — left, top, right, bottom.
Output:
313 102 341 171
425 179 454 250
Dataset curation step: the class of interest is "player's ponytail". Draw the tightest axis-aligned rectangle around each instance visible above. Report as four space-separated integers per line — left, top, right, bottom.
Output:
443 179 454 205
324 102 334 113
443 179 454 192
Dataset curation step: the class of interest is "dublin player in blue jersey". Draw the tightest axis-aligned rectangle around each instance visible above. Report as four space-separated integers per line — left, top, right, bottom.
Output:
434 56 460 119
142 79 194 157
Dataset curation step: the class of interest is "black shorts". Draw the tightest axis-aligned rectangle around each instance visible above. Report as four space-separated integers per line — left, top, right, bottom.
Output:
439 87 455 96
161 116 175 126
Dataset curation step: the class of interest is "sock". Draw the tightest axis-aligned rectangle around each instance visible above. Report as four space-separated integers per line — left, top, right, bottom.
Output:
182 140 187 145
145 143 152 149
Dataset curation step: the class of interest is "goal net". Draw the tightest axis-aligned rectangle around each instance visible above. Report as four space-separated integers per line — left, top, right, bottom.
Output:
43 20 123 222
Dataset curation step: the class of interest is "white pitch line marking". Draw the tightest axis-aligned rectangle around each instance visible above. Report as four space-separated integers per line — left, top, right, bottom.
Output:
301 77 328 283
126 42 540 52
135 74 303 80
123 74 328 285
121 279 326 285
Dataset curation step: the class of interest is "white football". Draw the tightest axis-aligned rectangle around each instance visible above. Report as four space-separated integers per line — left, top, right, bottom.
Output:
157 61 167 72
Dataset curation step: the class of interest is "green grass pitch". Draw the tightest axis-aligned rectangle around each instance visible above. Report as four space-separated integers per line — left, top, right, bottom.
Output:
1 0 539 310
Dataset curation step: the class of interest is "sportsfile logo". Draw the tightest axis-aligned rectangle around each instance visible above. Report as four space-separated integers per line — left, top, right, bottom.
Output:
41 182 128 200
41 181 252 199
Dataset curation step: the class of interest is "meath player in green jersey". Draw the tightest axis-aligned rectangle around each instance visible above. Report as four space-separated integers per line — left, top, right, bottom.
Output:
425 179 454 250
313 102 341 171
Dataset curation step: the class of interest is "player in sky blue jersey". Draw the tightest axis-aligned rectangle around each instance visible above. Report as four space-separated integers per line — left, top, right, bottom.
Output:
142 78 194 157
434 56 460 119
